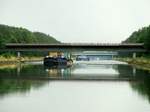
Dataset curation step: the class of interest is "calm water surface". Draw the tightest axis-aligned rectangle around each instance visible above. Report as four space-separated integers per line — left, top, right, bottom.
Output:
0 60 150 112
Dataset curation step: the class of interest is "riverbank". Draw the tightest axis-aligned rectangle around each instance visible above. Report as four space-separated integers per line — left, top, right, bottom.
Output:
116 57 150 71
0 56 43 65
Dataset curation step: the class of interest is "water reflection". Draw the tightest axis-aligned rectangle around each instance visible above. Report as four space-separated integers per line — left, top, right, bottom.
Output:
44 65 71 79
0 79 48 97
0 61 150 80
0 61 150 112
0 61 150 98
1 80 150 112
130 78 150 103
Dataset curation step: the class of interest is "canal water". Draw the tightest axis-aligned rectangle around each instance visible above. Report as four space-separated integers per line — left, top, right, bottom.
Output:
0 60 150 112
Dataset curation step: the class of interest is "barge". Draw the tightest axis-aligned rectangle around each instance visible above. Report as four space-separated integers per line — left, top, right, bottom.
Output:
44 56 73 67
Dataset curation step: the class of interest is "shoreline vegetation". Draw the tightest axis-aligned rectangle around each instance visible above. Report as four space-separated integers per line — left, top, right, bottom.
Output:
121 24 150 71
116 57 150 71
0 24 60 48
0 56 43 65
0 24 60 66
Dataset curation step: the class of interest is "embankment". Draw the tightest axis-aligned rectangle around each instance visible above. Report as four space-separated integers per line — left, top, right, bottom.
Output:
0 56 43 65
117 57 150 71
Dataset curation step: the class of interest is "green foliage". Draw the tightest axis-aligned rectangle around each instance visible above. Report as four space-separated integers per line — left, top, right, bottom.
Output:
0 24 60 48
123 25 150 50
0 52 16 58
33 32 60 43
0 79 47 95
0 38 5 48
144 28 150 50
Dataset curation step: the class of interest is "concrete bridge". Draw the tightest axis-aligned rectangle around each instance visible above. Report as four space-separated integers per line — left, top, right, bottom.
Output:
4 43 146 58
5 43 145 52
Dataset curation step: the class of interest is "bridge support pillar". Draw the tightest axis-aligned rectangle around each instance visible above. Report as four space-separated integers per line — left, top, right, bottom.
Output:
133 67 136 76
133 52 136 59
17 62 21 76
17 51 21 61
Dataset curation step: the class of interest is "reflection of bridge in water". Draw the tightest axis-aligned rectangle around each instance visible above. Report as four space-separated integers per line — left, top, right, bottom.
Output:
28 64 150 81
0 62 149 81
72 51 118 60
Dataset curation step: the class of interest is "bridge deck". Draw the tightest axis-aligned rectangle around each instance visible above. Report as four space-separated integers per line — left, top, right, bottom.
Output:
5 43 144 47
4 43 146 52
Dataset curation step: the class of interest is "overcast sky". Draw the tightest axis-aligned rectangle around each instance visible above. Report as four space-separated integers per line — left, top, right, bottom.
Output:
0 0 150 43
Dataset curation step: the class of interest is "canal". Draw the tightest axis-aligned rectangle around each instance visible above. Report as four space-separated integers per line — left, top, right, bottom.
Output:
0 60 150 112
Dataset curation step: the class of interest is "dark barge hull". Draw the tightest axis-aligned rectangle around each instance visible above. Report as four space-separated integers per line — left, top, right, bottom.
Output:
44 57 68 66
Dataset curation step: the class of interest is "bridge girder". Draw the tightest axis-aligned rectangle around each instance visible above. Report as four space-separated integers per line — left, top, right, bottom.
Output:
3 43 146 53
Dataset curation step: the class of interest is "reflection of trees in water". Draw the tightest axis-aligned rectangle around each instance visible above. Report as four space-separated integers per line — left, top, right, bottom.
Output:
0 79 48 97
0 64 49 97
116 65 150 102
130 78 150 103
116 65 133 77
19 64 47 76
0 64 48 78
117 65 150 79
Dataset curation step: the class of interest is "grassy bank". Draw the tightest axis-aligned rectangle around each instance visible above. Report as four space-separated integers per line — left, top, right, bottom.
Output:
0 56 43 64
117 57 150 71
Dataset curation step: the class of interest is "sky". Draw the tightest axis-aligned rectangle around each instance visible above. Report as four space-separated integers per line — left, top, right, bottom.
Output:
0 0 150 43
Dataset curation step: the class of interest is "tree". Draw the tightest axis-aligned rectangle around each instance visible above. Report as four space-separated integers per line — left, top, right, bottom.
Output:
123 25 150 50
144 28 150 50
0 24 60 49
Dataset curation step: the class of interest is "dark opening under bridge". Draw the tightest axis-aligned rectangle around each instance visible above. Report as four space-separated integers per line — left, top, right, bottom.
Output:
5 43 146 52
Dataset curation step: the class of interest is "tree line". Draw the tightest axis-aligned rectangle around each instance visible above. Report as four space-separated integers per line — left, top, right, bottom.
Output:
0 24 60 48
0 24 60 57
122 25 150 50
